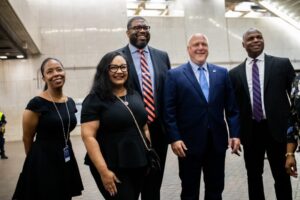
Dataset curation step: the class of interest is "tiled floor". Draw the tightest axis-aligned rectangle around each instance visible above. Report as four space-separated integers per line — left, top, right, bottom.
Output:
1 135 300 200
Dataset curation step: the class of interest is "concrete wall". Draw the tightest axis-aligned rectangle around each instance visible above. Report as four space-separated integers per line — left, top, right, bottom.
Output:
1 0 300 140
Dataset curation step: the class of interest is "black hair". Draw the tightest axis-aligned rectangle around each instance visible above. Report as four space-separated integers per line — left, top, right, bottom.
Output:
127 16 147 30
90 51 132 101
40 57 64 91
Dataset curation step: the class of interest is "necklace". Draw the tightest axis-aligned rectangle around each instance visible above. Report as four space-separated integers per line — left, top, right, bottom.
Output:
48 92 71 162
124 94 129 106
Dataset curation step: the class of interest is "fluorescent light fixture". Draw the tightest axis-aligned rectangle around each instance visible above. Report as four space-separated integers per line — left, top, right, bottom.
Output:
127 2 139 9
243 10 264 18
0 56 8 59
139 9 162 16
16 55 24 59
145 3 166 10
235 2 255 12
260 0 300 29
225 10 243 18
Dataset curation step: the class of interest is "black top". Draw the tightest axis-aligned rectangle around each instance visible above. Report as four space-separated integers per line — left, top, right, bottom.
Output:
28 97 77 141
81 91 148 169
12 96 83 200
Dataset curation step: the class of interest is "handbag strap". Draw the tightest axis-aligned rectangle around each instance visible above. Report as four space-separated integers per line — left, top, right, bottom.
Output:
115 96 150 151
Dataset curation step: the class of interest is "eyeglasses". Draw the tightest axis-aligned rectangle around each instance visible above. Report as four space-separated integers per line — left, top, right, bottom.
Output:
129 25 151 31
109 64 128 73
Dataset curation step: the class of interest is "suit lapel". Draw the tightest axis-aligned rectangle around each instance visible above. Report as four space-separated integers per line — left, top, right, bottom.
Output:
183 63 206 101
239 61 251 99
264 54 272 92
148 47 160 102
207 64 216 102
122 46 142 95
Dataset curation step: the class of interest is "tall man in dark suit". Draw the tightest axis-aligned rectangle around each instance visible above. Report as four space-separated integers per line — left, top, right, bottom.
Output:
164 33 240 200
229 28 295 200
116 16 171 200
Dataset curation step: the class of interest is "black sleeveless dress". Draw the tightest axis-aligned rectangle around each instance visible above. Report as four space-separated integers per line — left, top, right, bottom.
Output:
12 97 83 200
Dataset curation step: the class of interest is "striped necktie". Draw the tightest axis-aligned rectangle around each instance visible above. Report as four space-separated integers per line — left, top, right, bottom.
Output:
252 59 263 121
139 49 156 123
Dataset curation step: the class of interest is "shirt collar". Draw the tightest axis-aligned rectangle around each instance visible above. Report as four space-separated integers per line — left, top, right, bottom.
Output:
246 52 265 65
128 43 149 54
189 60 208 72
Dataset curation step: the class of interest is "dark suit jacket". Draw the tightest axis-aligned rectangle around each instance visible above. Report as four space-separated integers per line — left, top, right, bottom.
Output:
117 45 171 128
229 54 295 145
163 62 240 155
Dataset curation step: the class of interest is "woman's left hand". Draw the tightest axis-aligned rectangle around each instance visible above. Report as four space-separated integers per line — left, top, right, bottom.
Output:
100 169 121 196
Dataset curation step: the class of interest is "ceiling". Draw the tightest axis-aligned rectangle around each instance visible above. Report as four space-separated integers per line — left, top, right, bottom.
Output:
225 0 300 27
0 0 39 60
1 0 300 60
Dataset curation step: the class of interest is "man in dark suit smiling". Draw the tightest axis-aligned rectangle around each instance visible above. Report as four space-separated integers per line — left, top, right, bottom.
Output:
229 28 295 200
116 16 171 200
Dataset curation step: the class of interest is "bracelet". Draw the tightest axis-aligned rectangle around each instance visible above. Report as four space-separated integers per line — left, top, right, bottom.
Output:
285 152 295 157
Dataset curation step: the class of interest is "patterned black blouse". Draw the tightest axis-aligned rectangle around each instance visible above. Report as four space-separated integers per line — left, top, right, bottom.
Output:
287 75 300 143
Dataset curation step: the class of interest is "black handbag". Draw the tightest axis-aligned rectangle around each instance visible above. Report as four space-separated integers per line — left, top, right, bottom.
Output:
116 96 161 172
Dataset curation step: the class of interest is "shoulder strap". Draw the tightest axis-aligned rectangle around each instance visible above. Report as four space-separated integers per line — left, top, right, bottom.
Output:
115 96 150 151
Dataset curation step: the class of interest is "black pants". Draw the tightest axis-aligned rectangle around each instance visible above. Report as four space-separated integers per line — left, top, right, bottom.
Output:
178 134 226 200
90 165 146 200
141 120 168 200
243 120 292 200
0 133 5 156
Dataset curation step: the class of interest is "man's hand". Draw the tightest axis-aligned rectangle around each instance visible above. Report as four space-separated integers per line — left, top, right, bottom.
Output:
285 155 298 178
171 140 188 157
229 138 241 156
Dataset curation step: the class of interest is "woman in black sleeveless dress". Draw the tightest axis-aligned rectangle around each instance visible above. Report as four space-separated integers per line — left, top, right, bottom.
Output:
12 58 83 200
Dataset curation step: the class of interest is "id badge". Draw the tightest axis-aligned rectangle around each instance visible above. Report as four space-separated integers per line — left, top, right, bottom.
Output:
63 146 71 163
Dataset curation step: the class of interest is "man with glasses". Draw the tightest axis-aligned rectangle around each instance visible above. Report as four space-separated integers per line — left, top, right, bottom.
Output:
116 16 171 200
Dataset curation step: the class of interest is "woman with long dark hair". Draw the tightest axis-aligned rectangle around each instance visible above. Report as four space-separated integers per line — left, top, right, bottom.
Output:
81 51 150 200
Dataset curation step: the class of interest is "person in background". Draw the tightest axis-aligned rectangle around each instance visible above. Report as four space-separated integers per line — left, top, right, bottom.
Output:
0 111 8 159
12 58 83 200
81 51 150 200
116 16 171 200
285 75 300 178
164 33 240 200
229 28 295 200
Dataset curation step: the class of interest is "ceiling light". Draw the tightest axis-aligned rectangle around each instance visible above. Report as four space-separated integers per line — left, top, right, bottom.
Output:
225 10 243 18
16 55 24 59
145 3 166 10
139 10 162 16
235 2 255 12
260 1 300 29
0 56 8 59
127 2 139 9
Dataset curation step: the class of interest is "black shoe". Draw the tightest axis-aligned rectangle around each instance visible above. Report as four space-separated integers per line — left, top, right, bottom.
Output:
1 155 8 159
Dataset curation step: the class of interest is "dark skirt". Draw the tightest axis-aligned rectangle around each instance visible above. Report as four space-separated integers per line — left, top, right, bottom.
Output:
12 140 83 200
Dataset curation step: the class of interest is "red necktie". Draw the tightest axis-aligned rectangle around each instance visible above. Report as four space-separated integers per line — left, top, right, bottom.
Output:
139 49 156 123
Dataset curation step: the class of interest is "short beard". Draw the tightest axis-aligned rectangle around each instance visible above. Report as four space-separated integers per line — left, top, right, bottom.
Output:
129 36 149 49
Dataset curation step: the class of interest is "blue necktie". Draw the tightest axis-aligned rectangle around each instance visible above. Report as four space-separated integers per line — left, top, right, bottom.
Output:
199 67 209 101
252 59 263 121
